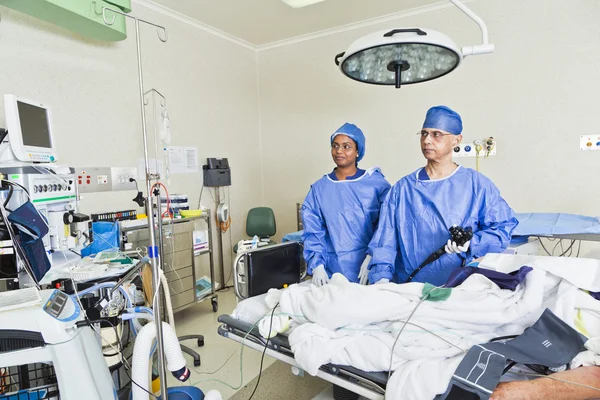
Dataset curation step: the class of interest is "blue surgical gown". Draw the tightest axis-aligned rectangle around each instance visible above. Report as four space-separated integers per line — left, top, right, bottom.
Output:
368 166 518 286
302 167 391 283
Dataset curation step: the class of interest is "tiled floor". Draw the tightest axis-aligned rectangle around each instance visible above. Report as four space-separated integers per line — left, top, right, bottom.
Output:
166 289 276 399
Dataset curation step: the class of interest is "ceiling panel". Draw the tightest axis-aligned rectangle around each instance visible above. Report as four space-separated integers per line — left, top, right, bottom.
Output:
146 0 440 46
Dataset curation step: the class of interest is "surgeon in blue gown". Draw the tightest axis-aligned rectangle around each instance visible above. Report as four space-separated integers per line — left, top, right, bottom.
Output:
302 123 391 286
368 106 518 286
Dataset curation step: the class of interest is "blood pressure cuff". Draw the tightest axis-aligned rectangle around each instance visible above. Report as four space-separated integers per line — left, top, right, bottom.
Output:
7 201 51 282
12 231 51 282
7 201 49 239
436 309 587 400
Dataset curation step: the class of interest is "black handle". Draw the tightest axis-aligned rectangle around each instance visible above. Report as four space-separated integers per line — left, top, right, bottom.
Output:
405 247 446 283
334 52 345 66
405 225 472 283
383 28 427 37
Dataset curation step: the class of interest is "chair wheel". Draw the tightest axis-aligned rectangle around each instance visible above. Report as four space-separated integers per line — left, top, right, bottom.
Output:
198 338 205 347
211 298 218 313
194 359 201 367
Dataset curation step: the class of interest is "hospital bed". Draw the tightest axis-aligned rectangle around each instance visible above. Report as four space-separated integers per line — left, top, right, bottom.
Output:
513 213 600 242
217 311 387 400
225 241 387 399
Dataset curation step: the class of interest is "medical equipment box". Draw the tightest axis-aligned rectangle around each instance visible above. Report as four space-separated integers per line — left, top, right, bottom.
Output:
203 158 231 187
240 242 302 298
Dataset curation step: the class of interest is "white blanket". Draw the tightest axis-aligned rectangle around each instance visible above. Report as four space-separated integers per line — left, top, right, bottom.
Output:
252 256 600 400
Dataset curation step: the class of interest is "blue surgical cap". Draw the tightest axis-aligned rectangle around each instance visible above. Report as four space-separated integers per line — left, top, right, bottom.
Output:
422 106 463 135
330 123 366 162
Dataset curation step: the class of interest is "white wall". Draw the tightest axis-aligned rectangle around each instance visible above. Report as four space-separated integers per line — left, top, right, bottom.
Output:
257 0 600 249
2 0 600 273
0 3 263 281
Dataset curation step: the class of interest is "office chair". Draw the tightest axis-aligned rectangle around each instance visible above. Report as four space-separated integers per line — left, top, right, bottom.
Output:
233 207 277 253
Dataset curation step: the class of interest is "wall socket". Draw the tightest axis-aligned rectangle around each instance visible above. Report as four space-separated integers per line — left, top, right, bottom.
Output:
76 167 137 193
580 135 600 151
452 141 497 158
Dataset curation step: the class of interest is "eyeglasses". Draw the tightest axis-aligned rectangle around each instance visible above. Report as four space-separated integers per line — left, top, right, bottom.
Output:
417 130 453 141
331 143 355 151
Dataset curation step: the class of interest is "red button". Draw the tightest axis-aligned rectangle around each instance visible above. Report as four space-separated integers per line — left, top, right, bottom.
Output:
86 180 91 184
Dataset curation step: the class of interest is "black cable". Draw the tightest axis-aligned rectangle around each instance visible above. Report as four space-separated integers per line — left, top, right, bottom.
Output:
70 249 82 257
539 238 553 256
489 334 518 342
503 361 517 375
525 364 549 375
576 240 582 258
567 241 574 257
248 303 278 400
129 178 140 192
558 240 575 257
2 184 13 208
552 239 562 256
0 180 30 196
197 170 206 209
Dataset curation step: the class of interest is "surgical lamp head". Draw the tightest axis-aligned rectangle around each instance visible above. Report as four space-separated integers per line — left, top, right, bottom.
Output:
334 0 495 88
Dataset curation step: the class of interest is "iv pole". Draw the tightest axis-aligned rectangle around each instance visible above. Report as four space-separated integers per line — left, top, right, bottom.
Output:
99 5 170 399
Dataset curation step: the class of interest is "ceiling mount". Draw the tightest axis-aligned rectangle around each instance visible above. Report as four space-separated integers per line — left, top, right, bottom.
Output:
281 0 325 8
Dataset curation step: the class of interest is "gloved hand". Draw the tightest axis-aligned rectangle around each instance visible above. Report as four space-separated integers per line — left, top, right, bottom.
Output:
374 278 390 285
311 265 329 287
445 239 470 254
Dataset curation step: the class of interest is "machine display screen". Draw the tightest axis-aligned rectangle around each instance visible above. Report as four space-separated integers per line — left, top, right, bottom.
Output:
44 290 68 319
17 101 52 148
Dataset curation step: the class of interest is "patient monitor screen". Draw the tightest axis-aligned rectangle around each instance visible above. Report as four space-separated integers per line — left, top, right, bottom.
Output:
17 101 52 148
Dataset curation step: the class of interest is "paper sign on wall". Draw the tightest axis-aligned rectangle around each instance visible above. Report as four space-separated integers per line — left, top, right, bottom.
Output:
184 147 199 173
167 146 199 174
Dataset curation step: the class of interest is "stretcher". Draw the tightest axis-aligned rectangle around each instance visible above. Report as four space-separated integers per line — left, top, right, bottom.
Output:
217 314 387 400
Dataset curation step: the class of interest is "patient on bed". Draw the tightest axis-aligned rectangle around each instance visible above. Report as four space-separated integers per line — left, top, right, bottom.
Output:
245 255 600 400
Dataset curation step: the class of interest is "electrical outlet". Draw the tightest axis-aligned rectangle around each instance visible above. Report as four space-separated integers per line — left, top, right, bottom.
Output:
580 135 600 151
111 167 137 191
453 141 497 158
76 167 137 193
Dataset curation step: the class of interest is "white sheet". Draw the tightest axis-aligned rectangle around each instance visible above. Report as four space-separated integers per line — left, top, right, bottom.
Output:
230 255 600 400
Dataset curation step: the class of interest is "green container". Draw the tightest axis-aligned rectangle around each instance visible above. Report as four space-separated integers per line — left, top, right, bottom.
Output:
106 0 131 13
0 0 130 42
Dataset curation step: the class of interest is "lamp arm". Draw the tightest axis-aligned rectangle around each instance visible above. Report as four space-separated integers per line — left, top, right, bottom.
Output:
449 0 495 57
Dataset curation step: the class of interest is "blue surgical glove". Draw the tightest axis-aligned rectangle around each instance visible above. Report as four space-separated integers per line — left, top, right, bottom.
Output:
311 265 330 287
445 239 470 254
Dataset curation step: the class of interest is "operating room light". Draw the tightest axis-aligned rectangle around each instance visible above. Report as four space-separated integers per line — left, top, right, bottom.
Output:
281 0 325 8
335 0 495 88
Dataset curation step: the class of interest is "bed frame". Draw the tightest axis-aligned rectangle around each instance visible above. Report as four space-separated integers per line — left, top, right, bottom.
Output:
217 315 387 400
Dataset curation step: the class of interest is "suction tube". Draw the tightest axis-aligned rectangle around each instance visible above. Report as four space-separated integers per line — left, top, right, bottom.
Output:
131 322 190 400
159 271 175 327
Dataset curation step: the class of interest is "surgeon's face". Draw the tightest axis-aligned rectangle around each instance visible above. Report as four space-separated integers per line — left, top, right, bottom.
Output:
331 134 358 168
420 128 461 161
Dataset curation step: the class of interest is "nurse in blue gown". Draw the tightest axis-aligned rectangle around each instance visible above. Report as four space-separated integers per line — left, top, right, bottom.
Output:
302 123 391 286
368 106 518 286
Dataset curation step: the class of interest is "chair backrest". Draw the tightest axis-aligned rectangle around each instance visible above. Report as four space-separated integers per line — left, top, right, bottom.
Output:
246 207 276 238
